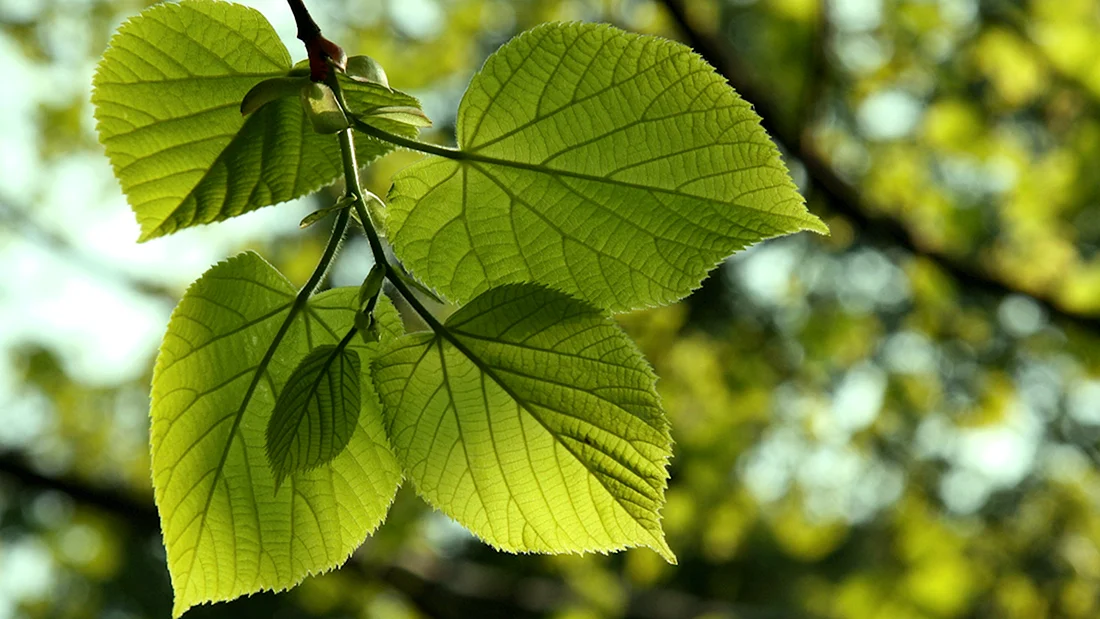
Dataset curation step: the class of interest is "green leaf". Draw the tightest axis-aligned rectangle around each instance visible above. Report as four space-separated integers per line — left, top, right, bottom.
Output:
345 55 389 87
91 0 420 241
372 283 675 562
340 75 431 135
240 75 307 116
265 344 362 491
358 264 386 309
392 267 448 305
385 22 827 312
355 312 381 344
300 82 349 134
299 195 356 229
151 252 403 617
361 106 433 128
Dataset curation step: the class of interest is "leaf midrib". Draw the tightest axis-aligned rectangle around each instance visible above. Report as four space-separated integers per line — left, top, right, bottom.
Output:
421 152 809 227
270 346 358 478
465 41 694 153
178 299 309 593
424 319 667 545
142 100 295 239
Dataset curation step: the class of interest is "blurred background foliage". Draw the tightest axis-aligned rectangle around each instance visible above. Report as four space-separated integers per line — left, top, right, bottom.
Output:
1 0 1099 617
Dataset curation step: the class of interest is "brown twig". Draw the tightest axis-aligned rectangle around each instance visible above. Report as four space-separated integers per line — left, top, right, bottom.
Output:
286 0 345 81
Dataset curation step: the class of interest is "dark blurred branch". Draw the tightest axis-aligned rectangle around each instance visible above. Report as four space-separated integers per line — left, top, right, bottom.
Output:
0 449 814 619
0 450 157 526
359 553 818 619
797 0 831 129
0 200 178 305
657 0 1100 335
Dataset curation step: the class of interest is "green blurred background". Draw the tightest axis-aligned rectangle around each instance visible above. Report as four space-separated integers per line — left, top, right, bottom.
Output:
2 0 1100 617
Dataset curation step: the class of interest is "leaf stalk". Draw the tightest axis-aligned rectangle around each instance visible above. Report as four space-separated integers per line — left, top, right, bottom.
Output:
333 126 451 335
232 200 350 434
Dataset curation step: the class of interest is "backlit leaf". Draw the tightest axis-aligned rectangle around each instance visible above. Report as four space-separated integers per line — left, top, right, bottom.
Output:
265 345 362 490
92 0 421 241
151 252 402 617
386 22 827 312
372 283 675 561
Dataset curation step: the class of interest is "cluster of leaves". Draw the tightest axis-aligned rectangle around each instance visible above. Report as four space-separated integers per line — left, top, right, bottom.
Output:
91 0 824 615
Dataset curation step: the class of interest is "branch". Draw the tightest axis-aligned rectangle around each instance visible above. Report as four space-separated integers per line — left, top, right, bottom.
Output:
797 0 831 130
0 450 159 527
286 0 320 42
286 0 345 81
0 449 814 619
656 0 1100 334
0 200 178 305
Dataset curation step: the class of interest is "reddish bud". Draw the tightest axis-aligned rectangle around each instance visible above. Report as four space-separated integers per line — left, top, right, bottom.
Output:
305 35 347 82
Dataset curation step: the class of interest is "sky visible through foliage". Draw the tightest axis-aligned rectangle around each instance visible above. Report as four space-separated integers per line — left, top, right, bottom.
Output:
1 0 1100 618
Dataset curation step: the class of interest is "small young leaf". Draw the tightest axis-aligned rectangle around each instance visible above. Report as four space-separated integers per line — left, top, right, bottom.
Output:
92 0 424 241
345 55 389 87
361 106 432 128
240 75 308 115
299 195 356 228
372 283 675 562
385 22 827 312
300 82 350 133
364 190 388 229
151 251 403 617
265 345 362 491
358 264 386 309
355 312 380 344
393 267 448 305
341 76 433 134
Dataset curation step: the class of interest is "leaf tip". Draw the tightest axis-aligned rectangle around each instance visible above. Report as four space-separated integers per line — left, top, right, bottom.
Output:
135 228 157 244
170 595 192 619
272 470 288 495
803 213 830 236
653 537 678 565
136 214 176 243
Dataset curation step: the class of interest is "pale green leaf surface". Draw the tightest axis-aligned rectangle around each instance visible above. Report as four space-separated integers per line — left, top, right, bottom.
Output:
345 55 389 87
265 345 361 490
387 22 827 312
92 0 419 241
240 76 305 115
300 83 349 133
339 75 431 134
151 252 403 617
372 283 675 561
